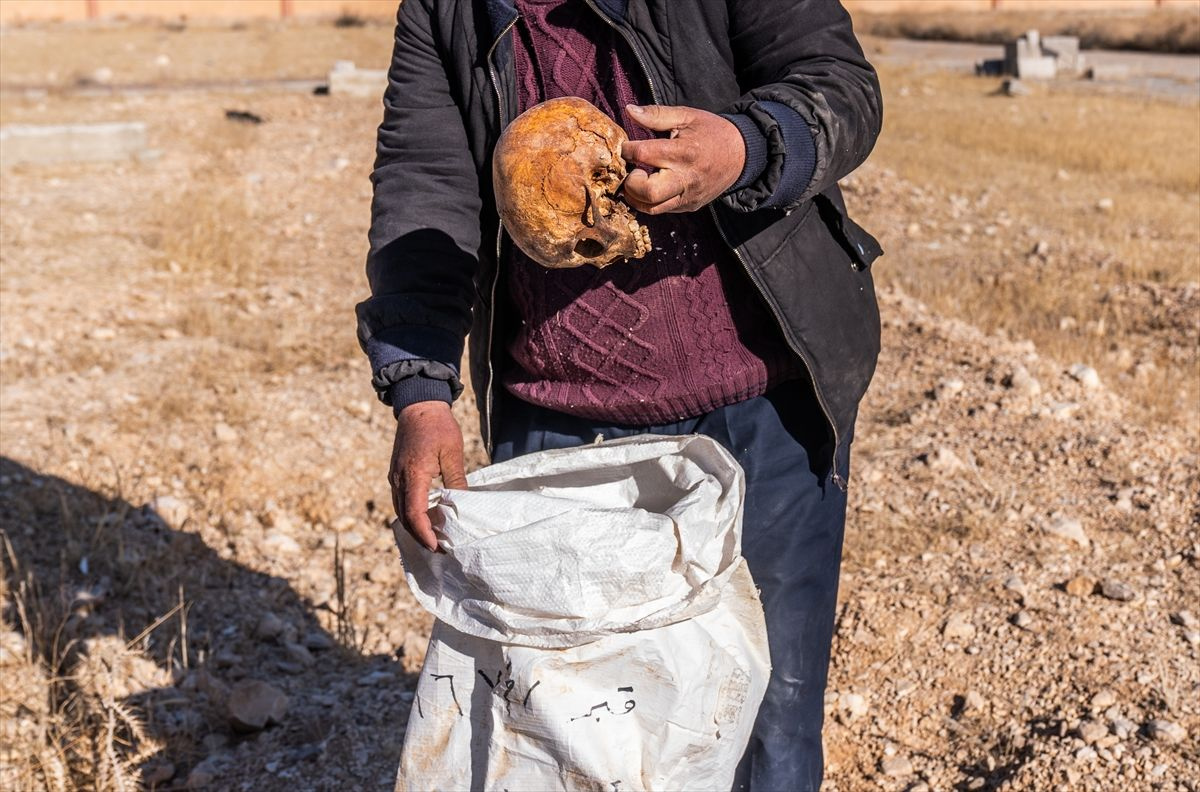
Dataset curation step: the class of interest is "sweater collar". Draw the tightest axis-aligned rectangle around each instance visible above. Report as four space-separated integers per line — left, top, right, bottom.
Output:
484 0 628 44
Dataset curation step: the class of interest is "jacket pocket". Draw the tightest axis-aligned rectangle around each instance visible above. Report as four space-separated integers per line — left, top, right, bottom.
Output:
814 193 883 271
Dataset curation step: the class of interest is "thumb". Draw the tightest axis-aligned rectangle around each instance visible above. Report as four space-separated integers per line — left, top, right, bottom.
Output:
440 446 469 490
626 104 692 133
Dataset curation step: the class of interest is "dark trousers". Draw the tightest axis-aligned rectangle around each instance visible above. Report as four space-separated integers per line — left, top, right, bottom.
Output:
491 379 849 792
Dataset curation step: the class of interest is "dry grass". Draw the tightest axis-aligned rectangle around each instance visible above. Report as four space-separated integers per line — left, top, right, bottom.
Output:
0 16 393 89
857 8 1200 54
867 63 1200 424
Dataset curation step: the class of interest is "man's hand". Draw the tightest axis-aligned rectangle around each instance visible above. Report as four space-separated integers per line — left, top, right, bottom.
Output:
389 401 467 551
620 104 746 215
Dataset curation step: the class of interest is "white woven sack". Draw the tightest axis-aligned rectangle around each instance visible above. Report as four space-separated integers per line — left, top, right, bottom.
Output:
394 434 770 792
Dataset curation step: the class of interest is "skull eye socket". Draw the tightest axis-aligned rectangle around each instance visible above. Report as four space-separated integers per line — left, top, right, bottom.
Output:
573 239 606 258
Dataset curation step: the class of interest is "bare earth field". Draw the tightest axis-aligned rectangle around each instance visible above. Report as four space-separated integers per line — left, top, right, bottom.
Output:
1 19 1198 792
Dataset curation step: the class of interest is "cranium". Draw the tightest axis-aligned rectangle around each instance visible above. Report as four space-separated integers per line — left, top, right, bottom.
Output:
493 96 651 269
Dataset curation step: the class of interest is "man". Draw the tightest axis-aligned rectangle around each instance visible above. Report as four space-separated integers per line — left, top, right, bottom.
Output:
357 1 882 788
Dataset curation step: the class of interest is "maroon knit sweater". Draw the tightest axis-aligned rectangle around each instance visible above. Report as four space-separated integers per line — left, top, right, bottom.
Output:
503 0 798 424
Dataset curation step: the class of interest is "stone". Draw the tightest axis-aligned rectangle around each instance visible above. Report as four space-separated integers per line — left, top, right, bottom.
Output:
150 495 190 527
1146 719 1186 744
1091 689 1117 710
1000 78 1030 97
1045 515 1090 548
357 670 397 686
1004 365 1041 397
935 378 965 399
1079 720 1108 744
927 447 965 473
263 532 301 555
1110 717 1137 740
227 680 288 732
1184 630 1200 646
943 612 976 641
1068 363 1101 390
880 755 914 777
1011 610 1034 629
1096 198 1114 212
255 612 285 641
0 122 150 167
1099 579 1136 602
144 762 175 785
1065 575 1097 597
838 691 868 722
1074 745 1097 761
303 631 336 651
963 690 987 713
284 641 315 667
1170 609 1198 629
213 422 239 444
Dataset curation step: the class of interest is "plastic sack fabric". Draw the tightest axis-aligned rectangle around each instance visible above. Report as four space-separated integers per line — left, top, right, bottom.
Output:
393 434 770 792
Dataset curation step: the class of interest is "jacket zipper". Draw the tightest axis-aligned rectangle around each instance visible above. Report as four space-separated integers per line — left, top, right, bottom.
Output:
587 0 847 489
484 16 519 456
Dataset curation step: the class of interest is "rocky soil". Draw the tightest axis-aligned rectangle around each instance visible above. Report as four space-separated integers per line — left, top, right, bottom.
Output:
1 23 1197 792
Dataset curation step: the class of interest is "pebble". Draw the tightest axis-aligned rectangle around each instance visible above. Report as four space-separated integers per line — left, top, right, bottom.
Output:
1091 689 1117 710
213 421 239 444
303 631 336 651
1078 720 1108 744
263 532 301 555
150 495 190 527
1075 745 1098 761
1111 717 1137 740
1065 575 1097 597
1067 363 1101 390
1170 609 1197 629
1045 515 1090 549
227 680 289 732
1096 197 1114 212
1011 610 1034 629
1183 630 1200 646
1146 719 1187 744
838 691 868 722
255 612 285 641
87 326 116 341
942 612 976 641
927 447 965 473
1099 579 1136 602
284 641 315 667
357 670 397 686
880 755 913 777
934 378 964 399
1004 365 1041 397
344 400 373 421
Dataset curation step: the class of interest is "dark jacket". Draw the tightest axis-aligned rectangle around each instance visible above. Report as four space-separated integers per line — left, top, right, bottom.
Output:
357 0 883 487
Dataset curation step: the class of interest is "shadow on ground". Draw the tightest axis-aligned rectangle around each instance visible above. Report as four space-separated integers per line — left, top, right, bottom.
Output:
0 456 415 790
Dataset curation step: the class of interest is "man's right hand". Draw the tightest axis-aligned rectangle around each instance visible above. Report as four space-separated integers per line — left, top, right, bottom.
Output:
389 401 468 551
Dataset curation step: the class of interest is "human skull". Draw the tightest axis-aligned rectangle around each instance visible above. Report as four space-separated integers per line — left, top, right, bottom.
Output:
493 96 651 269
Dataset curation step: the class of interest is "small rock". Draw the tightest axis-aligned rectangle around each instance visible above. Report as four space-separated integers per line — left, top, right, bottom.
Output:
1146 719 1187 744
1091 689 1117 710
263 532 301 555
150 495 190 527
144 762 175 785
1032 239 1050 257
227 680 288 732
255 612 285 641
1075 745 1097 761
1170 609 1198 629
1099 579 1136 602
1078 720 1108 744
943 612 976 641
963 690 987 713
344 400 372 421
1001 78 1029 97
357 670 396 687
303 631 336 651
1183 629 1200 646
837 691 868 722
1004 575 1027 598
1011 610 1034 630
90 66 114 84
338 531 365 550
1045 515 1090 549
935 378 964 399
1004 365 1041 397
1096 197 1114 212
927 447 965 473
1046 401 1081 420
1111 718 1137 740
905 222 922 238
213 422 239 444
185 766 215 789
1067 363 1102 390
87 327 116 341
284 641 315 667
880 755 913 777
1065 575 1097 597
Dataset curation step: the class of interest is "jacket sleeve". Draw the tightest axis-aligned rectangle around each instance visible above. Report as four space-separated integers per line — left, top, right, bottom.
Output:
717 0 882 213
355 0 482 413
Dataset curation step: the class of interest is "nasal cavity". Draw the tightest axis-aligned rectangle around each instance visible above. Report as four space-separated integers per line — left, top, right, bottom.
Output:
574 239 605 258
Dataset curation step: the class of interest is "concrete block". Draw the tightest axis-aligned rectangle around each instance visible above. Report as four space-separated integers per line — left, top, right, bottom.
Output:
1086 63 1131 81
327 61 388 98
1015 55 1057 80
1043 35 1083 74
0 122 148 167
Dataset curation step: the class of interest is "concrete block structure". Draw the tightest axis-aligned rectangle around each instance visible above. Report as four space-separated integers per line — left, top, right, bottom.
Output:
327 61 388 99
0 122 148 167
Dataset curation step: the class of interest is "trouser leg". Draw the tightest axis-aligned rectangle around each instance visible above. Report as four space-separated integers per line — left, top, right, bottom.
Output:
720 381 848 792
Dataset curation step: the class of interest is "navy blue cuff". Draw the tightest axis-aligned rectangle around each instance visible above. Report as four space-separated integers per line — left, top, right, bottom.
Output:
720 113 769 195
757 100 817 208
389 376 453 417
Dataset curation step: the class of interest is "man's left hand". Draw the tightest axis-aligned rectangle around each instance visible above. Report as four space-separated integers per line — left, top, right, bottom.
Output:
620 104 746 215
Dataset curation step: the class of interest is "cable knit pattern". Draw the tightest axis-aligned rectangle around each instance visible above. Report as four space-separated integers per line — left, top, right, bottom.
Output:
504 0 799 424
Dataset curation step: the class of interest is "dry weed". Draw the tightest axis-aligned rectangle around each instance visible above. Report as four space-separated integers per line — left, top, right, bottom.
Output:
857 9 1200 54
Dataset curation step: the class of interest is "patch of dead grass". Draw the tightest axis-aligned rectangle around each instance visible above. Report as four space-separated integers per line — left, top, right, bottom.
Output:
857 9 1200 54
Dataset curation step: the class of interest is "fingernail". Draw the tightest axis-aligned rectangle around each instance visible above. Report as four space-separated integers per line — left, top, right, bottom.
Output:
626 104 643 115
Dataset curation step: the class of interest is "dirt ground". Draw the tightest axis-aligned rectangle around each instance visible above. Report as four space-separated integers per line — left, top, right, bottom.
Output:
1 17 1197 792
